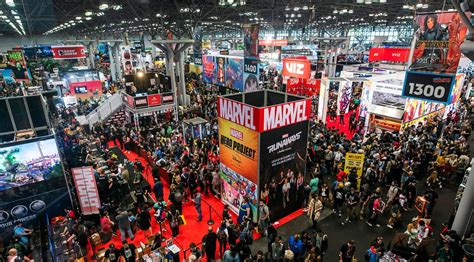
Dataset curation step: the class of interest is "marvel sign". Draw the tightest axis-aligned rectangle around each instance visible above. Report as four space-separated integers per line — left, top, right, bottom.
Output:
218 97 258 131
262 99 310 132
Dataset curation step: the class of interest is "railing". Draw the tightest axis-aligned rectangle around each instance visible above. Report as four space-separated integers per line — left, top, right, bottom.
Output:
76 92 123 126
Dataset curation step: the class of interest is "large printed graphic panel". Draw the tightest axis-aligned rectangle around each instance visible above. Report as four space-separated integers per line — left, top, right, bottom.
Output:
202 55 216 83
218 118 259 184
243 24 260 58
214 56 227 86
225 58 244 91
259 121 309 221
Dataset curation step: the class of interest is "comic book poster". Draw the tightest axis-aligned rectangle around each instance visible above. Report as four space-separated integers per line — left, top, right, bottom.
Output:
214 56 227 86
243 24 259 58
410 12 470 74
202 55 215 83
225 58 244 91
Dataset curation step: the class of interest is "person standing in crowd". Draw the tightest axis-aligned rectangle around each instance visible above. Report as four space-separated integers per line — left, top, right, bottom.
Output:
343 187 360 225
258 200 270 236
266 222 278 253
193 190 203 222
288 234 303 259
202 226 217 262
153 177 164 201
315 229 328 258
307 193 323 229
238 197 251 224
105 243 120 262
137 206 153 237
339 240 356 262
223 245 240 262
100 211 115 242
167 205 180 237
120 241 137 262
216 221 228 257
115 209 134 242
271 236 284 261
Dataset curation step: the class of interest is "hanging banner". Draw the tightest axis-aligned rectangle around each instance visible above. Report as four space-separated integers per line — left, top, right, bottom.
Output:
71 167 101 215
134 96 148 108
282 58 311 79
214 56 227 86
147 94 162 107
121 46 133 75
225 57 244 91
259 39 288 46
368 47 410 63
6 49 29 81
243 24 260 58
51 45 86 60
202 55 215 83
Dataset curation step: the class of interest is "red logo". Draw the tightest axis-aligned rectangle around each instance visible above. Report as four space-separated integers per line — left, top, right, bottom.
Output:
282 58 311 79
147 94 161 107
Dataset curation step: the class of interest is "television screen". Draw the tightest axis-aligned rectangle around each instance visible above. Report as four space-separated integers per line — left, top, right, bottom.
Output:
0 138 63 191
74 86 88 93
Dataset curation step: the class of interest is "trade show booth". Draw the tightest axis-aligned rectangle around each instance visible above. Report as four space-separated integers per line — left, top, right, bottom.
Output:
218 90 310 222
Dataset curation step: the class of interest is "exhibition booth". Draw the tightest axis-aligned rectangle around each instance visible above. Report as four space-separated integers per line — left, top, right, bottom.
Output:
217 90 310 222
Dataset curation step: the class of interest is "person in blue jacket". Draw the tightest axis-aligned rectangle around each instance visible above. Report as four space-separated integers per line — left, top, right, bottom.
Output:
288 233 303 258
365 245 378 262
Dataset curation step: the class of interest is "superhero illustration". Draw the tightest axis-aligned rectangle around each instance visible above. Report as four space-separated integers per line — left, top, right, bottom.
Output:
202 55 215 83
215 57 226 85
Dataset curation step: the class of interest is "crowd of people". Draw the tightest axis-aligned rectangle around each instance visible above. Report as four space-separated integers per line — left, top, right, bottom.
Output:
2 67 473 262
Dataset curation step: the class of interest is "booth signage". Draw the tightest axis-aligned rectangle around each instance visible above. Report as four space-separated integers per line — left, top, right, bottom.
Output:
259 39 288 46
161 93 174 104
344 153 365 177
244 58 258 74
134 96 148 108
218 97 258 131
402 72 454 104
368 47 410 63
51 45 86 60
262 99 311 132
193 54 203 65
282 58 311 79
71 167 101 215
147 94 162 107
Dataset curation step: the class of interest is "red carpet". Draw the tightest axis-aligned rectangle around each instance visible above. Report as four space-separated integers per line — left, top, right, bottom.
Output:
325 109 359 139
85 141 307 260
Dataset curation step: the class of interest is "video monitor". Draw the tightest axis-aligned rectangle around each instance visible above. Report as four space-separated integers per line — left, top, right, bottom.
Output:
74 86 88 93
0 138 63 191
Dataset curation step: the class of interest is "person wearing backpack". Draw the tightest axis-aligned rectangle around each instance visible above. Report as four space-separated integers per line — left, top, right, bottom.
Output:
216 221 228 257
258 200 270 236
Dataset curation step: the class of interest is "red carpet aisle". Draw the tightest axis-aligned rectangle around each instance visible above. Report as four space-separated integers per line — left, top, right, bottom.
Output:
85 141 306 260
325 109 359 139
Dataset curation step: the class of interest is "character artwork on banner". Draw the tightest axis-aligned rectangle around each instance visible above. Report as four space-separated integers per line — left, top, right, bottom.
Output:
214 56 227 86
259 121 309 222
225 58 244 91
243 24 260 57
202 55 215 83
6 49 29 81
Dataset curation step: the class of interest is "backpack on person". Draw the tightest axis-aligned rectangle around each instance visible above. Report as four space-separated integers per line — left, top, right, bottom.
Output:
174 191 183 202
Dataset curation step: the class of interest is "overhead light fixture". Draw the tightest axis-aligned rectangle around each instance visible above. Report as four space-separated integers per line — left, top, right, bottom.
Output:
76 16 82 20
99 3 109 10
356 0 364 3
6 0 15 7
379 0 387 3
333 10 338 14
365 0 372 4
85 11 93 16
422 4 429 9
302 6 308 10
416 3 423 8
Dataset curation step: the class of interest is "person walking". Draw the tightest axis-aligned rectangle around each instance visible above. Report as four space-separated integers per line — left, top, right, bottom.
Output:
193 191 203 222
307 193 323 229
258 200 270 236
339 240 356 262
137 207 153 237
116 209 134 242
202 226 217 262
153 178 164 201
216 221 228 257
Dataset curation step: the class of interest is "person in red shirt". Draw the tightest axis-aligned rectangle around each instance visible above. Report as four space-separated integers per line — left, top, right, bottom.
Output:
100 211 115 242
336 168 348 182
367 196 384 227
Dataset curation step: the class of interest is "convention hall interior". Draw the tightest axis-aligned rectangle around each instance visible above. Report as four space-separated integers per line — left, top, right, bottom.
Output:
0 0 473 261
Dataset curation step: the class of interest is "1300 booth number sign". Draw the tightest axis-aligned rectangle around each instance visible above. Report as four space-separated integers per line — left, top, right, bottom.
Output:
402 71 454 104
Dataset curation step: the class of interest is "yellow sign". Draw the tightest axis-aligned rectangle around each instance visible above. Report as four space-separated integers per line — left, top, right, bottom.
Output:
344 153 365 177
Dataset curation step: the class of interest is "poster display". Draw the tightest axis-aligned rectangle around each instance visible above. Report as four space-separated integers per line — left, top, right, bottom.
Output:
51 45 86 60
121 46 133 75
225 58 244 91
369 74 407 119
338 80 353 114
214 56 227 86
344 153 365 178
71 166 101 215
202 55 215 83
259 121 309 221
243 24 259 58
218 118 259 183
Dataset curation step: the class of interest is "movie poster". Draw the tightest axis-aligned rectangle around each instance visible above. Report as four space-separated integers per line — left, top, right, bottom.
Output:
258 121 309 221
214 56 227 86
243 58 259 92
243 24 260 58
121 46 133 75
410 12 470 74
225 58 244 91
338 80 353 114
218 118 259 184
202 55 215 83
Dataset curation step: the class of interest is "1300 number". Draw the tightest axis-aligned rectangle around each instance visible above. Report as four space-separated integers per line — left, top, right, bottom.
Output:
408 83 445 98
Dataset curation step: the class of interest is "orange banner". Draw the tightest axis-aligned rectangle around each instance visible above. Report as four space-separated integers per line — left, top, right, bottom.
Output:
218 118 259 184
282 58 311 79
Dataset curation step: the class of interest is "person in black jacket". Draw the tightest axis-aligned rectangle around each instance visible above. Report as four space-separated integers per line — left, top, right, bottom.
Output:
202 226 217 262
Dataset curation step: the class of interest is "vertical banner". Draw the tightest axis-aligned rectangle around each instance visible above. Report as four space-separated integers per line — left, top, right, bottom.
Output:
202 55 215 83
244 58 259 92
225 58 244 91
193 26 203 66
121 46 133 75
6 49 29 81
259 121 309 221
243 24 260 58
403 11 470 104
71 167 101 215
215 56 227 86
344 153 365 189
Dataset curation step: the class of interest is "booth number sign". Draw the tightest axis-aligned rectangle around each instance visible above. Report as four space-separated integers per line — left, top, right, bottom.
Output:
244 58 258 74
402 71 454 104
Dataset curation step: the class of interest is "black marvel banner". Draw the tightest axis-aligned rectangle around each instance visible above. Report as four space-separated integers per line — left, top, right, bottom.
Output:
402 71 454 104
258 121 309 221
134 96 148 108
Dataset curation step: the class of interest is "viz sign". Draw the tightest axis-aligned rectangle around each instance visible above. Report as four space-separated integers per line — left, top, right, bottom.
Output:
282 58 311 79
402 72 454 104
71 167 101 215
51 45 86 60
